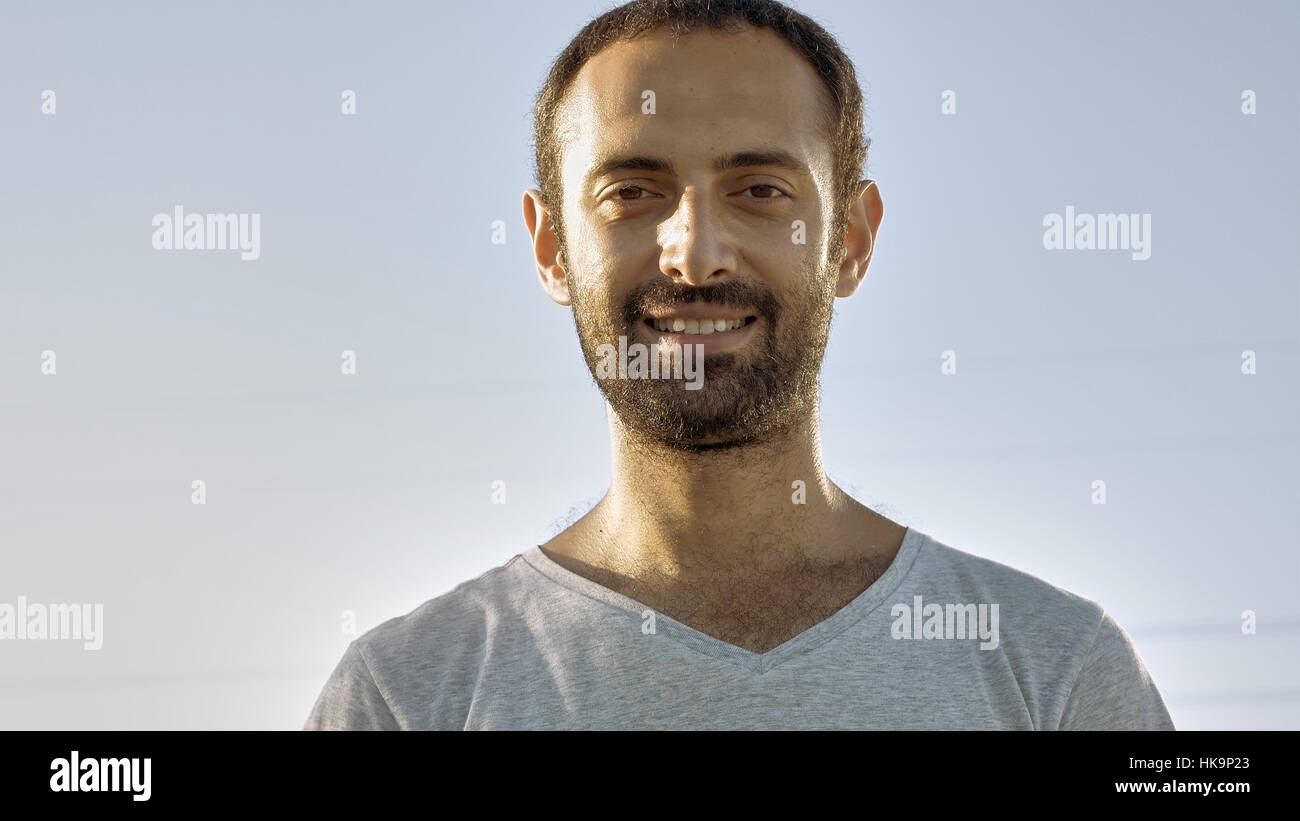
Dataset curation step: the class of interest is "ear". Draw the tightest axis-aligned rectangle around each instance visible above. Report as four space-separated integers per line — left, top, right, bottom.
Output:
523 188 571 306
835 180 883 298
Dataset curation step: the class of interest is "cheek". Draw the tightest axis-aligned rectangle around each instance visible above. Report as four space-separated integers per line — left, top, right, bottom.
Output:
586 243 649 295
566 212 626 272
743 229 816 287
566 256 623 319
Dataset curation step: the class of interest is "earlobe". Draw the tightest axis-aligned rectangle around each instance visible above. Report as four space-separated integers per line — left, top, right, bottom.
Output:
549 251 572 306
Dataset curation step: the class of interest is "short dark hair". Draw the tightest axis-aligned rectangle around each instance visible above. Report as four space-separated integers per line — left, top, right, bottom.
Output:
531 0 870 262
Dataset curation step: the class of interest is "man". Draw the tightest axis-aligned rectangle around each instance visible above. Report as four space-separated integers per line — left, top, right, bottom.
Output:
305 0 1174 730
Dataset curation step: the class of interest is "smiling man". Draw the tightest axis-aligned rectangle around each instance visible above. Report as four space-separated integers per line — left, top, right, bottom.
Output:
305 0 1175 730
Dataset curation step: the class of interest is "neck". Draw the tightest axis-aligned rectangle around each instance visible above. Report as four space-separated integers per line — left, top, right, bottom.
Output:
573 399 875 580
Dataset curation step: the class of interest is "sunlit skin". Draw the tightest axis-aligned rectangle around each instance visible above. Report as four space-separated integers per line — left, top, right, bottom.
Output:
522 24 902 653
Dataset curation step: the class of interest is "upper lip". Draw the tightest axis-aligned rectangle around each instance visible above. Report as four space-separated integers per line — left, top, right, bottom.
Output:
642 304 755 321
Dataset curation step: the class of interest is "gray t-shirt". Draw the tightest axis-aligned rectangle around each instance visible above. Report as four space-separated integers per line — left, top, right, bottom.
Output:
304 527 1175 730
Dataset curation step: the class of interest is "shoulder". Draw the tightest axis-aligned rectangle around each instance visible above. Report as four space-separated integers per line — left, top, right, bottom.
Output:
910 529 1104 627
352 553 537 666
907 529 1173 729
904 531 1103 693
306 552 544 730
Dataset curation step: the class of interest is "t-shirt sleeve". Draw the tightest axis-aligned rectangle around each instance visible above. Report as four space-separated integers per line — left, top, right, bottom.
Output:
303 641 402 731
1057 610 1175 730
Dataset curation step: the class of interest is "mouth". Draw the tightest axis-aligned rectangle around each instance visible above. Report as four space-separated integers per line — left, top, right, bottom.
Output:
637 312 760 354
642 315 758 335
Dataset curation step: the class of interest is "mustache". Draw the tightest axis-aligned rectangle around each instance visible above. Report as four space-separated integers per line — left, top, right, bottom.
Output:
620 278 780 327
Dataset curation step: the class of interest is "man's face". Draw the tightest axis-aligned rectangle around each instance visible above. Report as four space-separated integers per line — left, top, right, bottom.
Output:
554 24 845 451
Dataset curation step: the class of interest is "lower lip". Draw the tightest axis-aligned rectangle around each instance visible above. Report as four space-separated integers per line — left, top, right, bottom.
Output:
638 317 759 354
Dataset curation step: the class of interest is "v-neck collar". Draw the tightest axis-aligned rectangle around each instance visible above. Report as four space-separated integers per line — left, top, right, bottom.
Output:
519 526 926 674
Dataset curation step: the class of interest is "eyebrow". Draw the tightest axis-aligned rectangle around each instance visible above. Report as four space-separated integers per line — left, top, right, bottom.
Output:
585 149 810 190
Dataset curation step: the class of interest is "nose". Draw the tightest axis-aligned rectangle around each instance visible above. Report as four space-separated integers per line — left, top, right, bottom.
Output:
657 187 738 287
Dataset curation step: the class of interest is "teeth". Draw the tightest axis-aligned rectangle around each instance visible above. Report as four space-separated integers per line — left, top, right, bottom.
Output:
649 318 747 333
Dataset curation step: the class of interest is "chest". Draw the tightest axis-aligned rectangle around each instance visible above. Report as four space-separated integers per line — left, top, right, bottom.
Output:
617 561 887 654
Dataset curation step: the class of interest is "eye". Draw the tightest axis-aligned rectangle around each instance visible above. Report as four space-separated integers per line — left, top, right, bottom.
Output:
742 184 787 200
615 185 651 200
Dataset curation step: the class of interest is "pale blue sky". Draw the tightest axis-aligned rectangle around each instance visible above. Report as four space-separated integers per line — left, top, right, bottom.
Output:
1 0 1297 729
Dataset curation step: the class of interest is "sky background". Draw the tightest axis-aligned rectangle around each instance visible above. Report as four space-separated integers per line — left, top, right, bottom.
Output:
1 0 1296 730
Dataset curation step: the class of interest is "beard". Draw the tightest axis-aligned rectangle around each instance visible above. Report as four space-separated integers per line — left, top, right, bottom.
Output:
567 256 838 452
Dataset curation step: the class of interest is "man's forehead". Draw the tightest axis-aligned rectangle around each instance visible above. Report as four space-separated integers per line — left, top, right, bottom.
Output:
556 25 833 188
